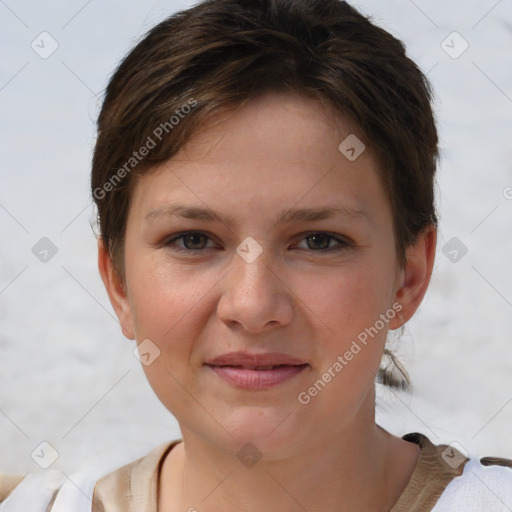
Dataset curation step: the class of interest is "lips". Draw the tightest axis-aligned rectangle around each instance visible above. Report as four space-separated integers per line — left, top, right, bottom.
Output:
206 351 307 367
205 352 309 390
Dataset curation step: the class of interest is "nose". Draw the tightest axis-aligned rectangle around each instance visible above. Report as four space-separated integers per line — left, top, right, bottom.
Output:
216 244 294 334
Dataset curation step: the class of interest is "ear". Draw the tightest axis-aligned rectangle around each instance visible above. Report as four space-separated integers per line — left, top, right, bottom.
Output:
389 225 437 329
97 238 135 339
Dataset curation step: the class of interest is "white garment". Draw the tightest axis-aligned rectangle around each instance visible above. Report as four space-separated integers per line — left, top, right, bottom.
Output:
0 471 66 512
0 467 104 512
433 458 512 511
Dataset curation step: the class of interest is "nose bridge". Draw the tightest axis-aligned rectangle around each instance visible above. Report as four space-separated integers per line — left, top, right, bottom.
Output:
217 239 293 331
232 240 275 298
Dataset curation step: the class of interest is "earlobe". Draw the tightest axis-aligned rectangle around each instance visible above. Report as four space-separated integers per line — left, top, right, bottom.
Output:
389 226 437 330
97 238 135 339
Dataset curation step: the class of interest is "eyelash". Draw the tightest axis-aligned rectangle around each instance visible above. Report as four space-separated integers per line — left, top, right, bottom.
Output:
163 231 352 254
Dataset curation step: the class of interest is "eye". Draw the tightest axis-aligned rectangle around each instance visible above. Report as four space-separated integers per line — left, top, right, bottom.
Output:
294 232 350 252
165 231 218 252
163 231 351 254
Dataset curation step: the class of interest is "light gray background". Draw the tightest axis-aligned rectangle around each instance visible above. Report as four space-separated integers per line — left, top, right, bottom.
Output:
1 0 511 475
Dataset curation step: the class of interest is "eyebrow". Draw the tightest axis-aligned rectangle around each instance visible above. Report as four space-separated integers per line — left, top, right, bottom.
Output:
145 203 369 228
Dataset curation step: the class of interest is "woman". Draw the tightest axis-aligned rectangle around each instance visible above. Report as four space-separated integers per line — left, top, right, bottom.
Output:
2 0 511 510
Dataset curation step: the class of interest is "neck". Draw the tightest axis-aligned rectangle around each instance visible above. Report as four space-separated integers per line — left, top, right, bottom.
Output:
159 398 419 511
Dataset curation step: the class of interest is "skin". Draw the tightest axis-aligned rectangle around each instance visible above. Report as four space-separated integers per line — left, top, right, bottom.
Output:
99 93 436 511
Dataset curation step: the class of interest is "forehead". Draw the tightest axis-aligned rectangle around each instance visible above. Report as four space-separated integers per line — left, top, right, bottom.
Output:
128 93 391 228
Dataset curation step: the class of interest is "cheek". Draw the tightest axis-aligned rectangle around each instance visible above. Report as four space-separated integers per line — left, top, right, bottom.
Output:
126 257 226 392
128 261 215 408
127 255 206 338
293 269 392 413
296 263 394 341
292 256 398 402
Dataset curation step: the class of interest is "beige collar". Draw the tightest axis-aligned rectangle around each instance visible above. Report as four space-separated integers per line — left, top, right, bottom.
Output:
92 433 467 511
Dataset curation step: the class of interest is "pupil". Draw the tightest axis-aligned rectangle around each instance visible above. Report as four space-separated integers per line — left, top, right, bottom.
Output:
307 234 330 250
185 233 205 249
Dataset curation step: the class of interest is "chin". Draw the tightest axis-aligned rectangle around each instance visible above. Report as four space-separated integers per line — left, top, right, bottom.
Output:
209 405 308 459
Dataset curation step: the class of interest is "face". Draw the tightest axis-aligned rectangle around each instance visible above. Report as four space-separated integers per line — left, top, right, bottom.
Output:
101 93 432 458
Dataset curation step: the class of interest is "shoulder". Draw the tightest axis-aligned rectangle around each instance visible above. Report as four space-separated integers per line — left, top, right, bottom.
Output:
0 474 25 501
92 439 178 510
0 440 179 511
392 432 512 512
0 469 88 510
434 455 512 511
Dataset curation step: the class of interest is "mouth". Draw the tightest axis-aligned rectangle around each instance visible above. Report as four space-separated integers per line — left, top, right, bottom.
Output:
213 364 303 370
204 352 309 390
